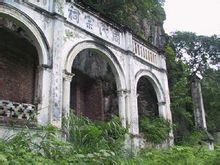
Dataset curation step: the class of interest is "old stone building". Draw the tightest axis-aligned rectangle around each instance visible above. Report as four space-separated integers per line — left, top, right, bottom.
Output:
0 1 173 147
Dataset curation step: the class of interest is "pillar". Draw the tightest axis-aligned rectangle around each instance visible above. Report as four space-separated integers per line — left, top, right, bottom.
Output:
191 77 207 129
158 101 166 118
62 70 74 118
117 90 128 128
50 19 65 128
37 64 51 125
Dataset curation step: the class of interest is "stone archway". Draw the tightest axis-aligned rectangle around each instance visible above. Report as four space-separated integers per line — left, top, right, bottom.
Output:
0 7 50 124
135 70 166 117
63 41 127 126
134 70 168 134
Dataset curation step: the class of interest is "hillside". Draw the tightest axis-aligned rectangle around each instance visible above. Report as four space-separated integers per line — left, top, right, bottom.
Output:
75 0 166 48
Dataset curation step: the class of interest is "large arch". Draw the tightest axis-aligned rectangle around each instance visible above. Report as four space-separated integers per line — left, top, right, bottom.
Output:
0 5 51 124
65 41 126 90
63 41 127 126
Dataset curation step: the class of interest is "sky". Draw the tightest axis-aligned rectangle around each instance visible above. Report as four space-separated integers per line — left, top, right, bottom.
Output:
164 0 220 36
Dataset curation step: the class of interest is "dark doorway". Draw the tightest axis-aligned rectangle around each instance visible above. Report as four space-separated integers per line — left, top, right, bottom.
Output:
70 49 118 121
137 76 158 118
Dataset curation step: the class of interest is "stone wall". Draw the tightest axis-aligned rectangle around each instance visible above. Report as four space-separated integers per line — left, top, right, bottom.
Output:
70 72 104 120
0 28 38 104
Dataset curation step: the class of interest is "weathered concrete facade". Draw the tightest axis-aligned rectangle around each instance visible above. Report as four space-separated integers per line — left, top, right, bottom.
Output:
0 1 173 146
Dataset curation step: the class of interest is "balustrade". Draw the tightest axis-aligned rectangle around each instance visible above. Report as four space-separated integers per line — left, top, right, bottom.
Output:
0 100 36 122
133 39 159 66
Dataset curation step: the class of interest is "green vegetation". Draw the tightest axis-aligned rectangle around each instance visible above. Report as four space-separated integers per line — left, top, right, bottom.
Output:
121 145 220 165
170 32 220 81
65 114 127 154
139 116 171 144
78 0 165 43
80 0 165 24
0 114 127 164
0 114 219 164
165 44 194 143
202 69 220 134
166 32 220 144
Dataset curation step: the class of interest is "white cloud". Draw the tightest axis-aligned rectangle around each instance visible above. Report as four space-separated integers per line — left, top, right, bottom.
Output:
164 0 220 36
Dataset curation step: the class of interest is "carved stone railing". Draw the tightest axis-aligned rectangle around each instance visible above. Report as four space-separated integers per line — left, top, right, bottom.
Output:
133 39 159 66
0 100 36 124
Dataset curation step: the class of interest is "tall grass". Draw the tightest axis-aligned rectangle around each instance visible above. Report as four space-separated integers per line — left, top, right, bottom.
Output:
0 113 219 164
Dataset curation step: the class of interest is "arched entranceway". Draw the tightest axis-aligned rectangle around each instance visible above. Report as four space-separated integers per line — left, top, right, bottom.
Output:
70 49 118 120
0 9 50 124
63 41 126 125
135 70 168 134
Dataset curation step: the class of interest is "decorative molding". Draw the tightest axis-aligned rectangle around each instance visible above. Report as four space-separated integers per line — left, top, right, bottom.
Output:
63 69 75 81
117 89 130 96
38 64 52 71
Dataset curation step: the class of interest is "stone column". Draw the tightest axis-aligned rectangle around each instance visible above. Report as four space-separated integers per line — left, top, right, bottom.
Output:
62 70 74 118
117 90 128 128
129 90 139 135
191 77 207 129
50 19 65 128
36 64 52 125
158 101 166 118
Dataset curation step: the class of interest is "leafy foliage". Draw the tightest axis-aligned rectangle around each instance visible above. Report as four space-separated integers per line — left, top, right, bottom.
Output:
139 116 171 144
78 0 165 23
202 69 220 133
0 114 219 164
0 114 127 164
165 44 194 143
170 31 220 80
65 113 127 155
77 0 166 46
121 145 220 165
168 32 220 143
0 125 70 164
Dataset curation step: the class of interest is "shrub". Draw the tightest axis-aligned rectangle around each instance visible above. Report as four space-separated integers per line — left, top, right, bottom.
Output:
121 146 218 165
66 113 127 155
139 116 171 144
0 114 127 164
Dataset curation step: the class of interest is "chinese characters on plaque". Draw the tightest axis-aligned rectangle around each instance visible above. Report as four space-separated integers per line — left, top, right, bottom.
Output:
67 5 121 45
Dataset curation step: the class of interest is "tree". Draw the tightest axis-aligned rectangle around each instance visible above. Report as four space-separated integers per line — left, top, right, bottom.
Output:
77 0 166 47
202 69 220 133
171 32 220 81
170 31 220 131
165 44 193 143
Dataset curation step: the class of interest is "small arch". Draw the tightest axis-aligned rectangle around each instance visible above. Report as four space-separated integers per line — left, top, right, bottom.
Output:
135 70 165 104
135 69 167 139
